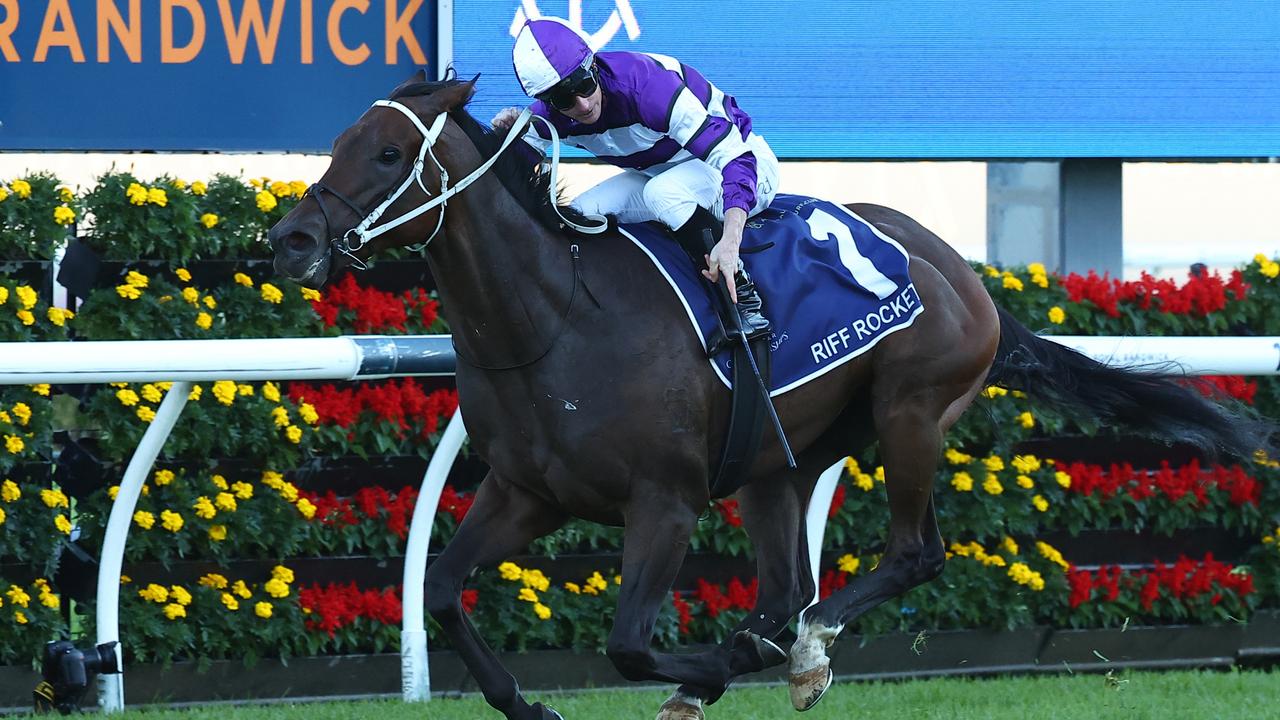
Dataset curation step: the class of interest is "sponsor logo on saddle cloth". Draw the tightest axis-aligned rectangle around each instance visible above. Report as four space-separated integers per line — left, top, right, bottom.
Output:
619 194 924 396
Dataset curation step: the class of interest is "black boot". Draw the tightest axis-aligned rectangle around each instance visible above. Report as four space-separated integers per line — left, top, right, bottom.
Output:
672 207 773 356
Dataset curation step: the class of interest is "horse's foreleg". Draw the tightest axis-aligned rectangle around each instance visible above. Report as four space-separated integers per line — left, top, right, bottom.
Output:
665 473 817 716
425 473 568 720
604 496 738 694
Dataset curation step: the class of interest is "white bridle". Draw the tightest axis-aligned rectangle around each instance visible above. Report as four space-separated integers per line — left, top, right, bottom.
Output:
330 99 607 266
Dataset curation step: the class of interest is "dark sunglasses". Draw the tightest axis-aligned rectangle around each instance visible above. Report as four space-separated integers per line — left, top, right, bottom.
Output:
538 65 599 111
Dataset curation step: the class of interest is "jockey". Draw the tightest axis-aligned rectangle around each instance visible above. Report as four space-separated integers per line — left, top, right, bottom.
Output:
495 17 780 349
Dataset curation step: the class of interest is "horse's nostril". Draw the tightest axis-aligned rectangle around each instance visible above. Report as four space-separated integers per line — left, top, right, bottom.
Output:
286 233 317 254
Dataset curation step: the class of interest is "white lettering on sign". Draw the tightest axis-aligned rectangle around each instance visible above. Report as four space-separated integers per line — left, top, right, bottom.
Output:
510 0 641 50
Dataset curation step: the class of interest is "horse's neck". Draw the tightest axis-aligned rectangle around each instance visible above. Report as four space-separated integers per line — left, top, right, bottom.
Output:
428 177 572 366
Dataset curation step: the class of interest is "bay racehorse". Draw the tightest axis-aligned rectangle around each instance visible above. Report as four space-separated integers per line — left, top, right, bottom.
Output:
268 72 1272 720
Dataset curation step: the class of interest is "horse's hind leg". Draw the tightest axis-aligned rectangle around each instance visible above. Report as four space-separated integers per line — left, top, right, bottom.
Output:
787 316 994 710
424 472 568 720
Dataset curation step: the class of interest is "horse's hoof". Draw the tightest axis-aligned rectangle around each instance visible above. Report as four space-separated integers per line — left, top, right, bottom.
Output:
531 702 565 719
788 664 833 712
655 691 705 720
733 630 788 670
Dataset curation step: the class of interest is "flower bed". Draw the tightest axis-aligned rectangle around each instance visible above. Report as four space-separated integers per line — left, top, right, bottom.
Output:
5 171 1280 672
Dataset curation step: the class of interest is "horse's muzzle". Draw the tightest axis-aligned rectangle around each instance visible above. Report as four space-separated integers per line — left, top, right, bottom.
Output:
268 227 331 288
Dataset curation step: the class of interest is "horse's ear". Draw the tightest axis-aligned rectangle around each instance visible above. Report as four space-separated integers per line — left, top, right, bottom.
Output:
390 68 428 97
436 76 478 111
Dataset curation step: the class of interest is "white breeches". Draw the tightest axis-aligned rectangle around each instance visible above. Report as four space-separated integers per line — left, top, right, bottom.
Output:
570 133 780 229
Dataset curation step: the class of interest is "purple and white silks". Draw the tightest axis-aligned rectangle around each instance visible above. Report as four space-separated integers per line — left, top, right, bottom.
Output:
522 51 764 216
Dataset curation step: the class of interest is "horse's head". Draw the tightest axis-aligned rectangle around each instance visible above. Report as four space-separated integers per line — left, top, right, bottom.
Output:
268 70 476 288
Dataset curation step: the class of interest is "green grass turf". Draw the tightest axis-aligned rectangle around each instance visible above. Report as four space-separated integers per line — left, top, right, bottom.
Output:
105 669 1280 720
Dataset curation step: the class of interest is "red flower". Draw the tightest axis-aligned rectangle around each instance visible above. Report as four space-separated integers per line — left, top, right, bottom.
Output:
461 589 479 614
715 499 743 528
828 484 846 519
672 592 693 635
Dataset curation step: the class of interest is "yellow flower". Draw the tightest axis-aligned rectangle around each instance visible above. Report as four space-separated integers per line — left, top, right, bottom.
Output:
221 593 239 611
262 382 281 402
983 474 1004 495
232 580 252 599
301 287 322 302
133 511 155 530
137 584 167 603
214 492 237 512
39 590 59 609
7 585 31 607
175 268 193 284
163 603 186 620
945 448 972 465
1027 262 1046 276
285 425 302 444
212 381 237 406
1017 411 1035 429
200 213 219 229
260 283 284 304
199 573 228 590
53 206 76 225
195 312 213 330
31 384 49 397
160 510 184 532
0 187 7 202
983 265 1000 278
265 578 290 598
1011 455 1041 474
271 565 295 584
170 586 192 606
289 180 308 197
147 187 168 206
58 186 74 202
1036 541 1070 570
271 406 290 428
295 497 317 519
181 287 199 304
1032 495 1049 512
140 384 162 404
533 603 552 620
1055 471 1072 489
232 481 253 500
188 385 203 401
191 181 207 196
46 307 74 326
108 486 120 501
54 514 71 534
153 468 175 486
1031 273 1049 288
1001 536 1019 555
234 273 254 288
951 471 974 492
4 435 24 454
1 480 18 502
173 179 188 190
521 569 550 592
498 562 523 581
14 611 27 624
1016 475 1034 490
854 472 874 492
237 383 253 396
115 284 142 300
270 180 291 197
564 582 581 594
981 385 1008 399
195 497 218 520
261 470 285 488
586 572 609 592
1262 261 1280 279
209 524 228 542
0 506 6 524
299 403 319 425
126 182 148 205
124 271 149 289
255 601 273 618
11 179 31 198
984 455 1005 472
204 295 217 310
837 554 861 574
136 406 156 423
0 287 7 306
256 191 278 212
1002 274 1024 292
14 309 33 326
40 489 68 508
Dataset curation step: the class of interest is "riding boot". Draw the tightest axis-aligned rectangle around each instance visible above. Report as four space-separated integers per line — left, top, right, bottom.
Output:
672 207 773 356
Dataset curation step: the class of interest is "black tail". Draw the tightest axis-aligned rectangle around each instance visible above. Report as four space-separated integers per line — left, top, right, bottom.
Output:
986 306 1276 462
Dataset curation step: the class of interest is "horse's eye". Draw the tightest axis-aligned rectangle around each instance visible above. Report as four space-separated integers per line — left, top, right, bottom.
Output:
379 147 401 165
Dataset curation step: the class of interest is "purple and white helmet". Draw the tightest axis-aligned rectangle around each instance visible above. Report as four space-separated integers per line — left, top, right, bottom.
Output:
512 18 594 98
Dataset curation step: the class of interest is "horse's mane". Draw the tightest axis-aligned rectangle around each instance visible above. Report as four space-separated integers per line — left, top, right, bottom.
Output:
390 78 587 235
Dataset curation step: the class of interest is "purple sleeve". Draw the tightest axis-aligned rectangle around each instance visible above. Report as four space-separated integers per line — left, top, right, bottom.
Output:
719 152 758 213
